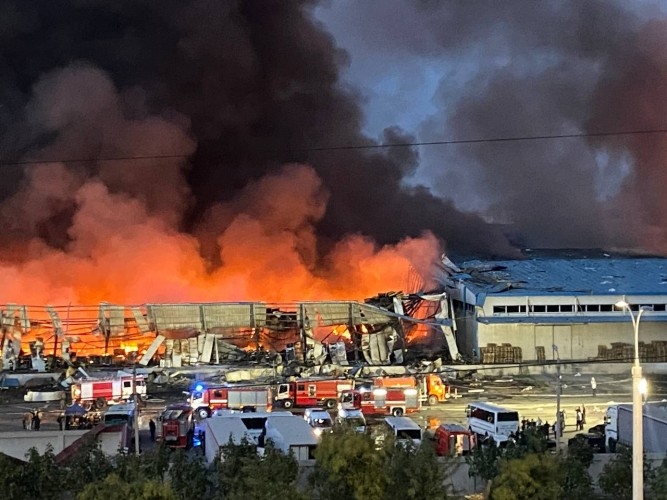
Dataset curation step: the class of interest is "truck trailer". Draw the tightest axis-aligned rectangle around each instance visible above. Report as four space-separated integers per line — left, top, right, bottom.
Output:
605 402 667 453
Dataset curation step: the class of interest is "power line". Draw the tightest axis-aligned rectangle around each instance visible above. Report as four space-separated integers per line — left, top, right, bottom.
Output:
2 127 667 167
0 154 187 167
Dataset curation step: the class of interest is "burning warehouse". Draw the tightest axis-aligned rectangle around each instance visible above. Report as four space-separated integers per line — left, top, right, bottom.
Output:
0 295 460 370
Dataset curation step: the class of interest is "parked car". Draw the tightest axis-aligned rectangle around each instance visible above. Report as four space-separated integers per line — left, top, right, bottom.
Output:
303 408 334 436
588 423 605 435
336 408 366 433
568 432 605 453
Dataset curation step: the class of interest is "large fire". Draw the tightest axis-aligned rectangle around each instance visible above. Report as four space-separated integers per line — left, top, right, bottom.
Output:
0 65 445 359
0 168 441 357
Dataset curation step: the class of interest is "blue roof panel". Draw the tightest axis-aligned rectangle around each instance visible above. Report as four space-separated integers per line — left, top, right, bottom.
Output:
449 257 667 297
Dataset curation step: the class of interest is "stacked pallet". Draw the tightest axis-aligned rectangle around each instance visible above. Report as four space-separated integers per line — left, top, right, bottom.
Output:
536 346 546 363
480 344 496 364
479 343 523 364
596 341 667 362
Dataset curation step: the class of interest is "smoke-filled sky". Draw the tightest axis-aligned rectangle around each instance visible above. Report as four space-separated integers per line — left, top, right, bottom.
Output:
1 0 666 304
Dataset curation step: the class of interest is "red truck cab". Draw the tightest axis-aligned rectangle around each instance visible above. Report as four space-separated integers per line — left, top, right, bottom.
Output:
433 423 476 456
157 403 195 449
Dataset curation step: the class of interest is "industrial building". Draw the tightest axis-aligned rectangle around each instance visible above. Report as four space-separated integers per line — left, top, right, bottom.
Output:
438 252 667 363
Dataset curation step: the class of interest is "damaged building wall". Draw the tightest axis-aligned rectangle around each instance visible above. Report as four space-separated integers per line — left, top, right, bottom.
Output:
0 296 456 368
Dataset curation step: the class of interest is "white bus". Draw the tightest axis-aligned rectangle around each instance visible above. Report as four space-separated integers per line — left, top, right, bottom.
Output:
466 402 519 445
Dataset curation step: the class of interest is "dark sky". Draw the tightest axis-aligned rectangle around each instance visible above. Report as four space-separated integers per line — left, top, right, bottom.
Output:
1 1 667 302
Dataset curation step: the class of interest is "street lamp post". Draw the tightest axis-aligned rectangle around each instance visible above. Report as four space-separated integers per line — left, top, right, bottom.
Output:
553 345 562 453
616 300 650 500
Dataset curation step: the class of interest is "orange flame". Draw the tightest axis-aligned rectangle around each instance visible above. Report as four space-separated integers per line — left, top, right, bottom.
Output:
0 164 442 357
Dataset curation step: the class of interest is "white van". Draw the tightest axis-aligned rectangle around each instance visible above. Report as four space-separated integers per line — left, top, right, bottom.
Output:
383 416 423 447
336 408 366 433
303 408 334 436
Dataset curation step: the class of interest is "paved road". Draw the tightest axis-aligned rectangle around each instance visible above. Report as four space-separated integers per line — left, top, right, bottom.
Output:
1 370 664 447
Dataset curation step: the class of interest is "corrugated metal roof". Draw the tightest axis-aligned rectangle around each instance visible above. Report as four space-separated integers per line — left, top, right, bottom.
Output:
448 257 667 297
266 415 320 446
205 417 252 446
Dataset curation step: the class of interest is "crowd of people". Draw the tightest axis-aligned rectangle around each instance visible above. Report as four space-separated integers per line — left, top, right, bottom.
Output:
513 404 588 442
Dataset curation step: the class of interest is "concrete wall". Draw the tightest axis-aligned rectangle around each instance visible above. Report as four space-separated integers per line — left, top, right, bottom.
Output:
0 430 88 461
476 321 667 362
97 430 125 455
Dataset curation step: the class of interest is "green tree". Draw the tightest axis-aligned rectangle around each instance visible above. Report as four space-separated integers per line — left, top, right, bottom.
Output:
0 452 28 500
142 441 172 482
599 446 654 500
504 428 549 459
489 453 562 500
62 438 115 493
113 442 171 485
212 436 259 498
648 456 667 499
212 437 306 500
226 441 307 500
170 450 210 499
384 438 448 500
560 439 593 498
20 445 64 500
310 428 387 500
77 473 176 500
466 438 503 482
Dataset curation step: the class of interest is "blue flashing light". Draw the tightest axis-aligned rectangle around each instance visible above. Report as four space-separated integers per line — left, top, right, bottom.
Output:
195 384 204 392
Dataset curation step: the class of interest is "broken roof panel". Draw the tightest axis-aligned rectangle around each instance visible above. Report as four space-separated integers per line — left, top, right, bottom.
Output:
446 257 667 297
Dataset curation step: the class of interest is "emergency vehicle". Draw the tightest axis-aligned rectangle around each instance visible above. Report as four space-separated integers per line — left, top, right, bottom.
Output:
433 424 476 456
339 386 420 417
156 403 195 449
190 384 272 419
274 378 354 409
102 402 139 453
71 373 146 410
374 374 450 405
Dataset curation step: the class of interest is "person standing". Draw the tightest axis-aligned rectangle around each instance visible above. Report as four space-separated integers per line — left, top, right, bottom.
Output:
575 408 583 431
149 418 156 442
582 404 587 427
591 377 597 397
33 411 41 431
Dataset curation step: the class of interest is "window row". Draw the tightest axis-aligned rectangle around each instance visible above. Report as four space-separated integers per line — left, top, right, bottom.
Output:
492 303 667 314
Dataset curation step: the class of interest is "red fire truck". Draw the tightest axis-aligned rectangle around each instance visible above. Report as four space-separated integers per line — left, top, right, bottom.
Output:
190 383 272 419
71 373 147 410
156 403 195 449
274 378 353 409
339 386 420 417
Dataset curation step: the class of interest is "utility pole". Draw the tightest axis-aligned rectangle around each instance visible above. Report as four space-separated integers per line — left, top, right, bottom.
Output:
132 362 140 454
553 345 562 453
